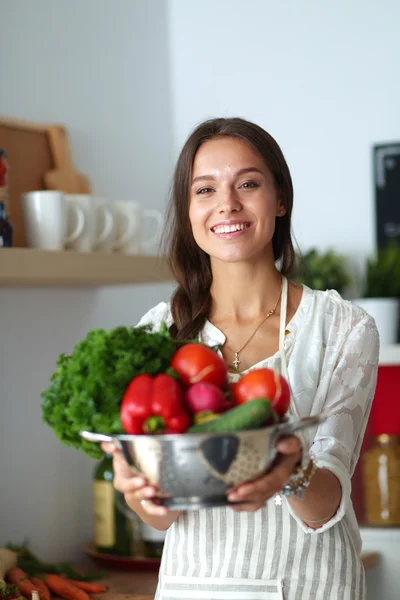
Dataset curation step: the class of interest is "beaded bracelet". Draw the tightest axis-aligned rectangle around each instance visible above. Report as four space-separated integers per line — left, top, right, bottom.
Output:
281 456 317 499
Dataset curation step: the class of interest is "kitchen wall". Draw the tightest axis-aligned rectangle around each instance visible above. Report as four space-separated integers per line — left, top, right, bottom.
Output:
1 0 399 564
0 0 175 561
167 0 400 282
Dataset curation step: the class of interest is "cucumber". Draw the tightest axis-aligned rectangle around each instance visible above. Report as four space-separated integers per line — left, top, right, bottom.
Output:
188 398 271 433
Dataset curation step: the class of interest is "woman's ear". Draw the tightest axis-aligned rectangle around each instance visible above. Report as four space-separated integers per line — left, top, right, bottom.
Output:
276 202 286 217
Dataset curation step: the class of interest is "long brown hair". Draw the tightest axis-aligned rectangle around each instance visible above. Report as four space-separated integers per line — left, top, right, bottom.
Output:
162 117 295 340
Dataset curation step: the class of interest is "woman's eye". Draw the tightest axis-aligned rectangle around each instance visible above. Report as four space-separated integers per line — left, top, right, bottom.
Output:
197 187 213 195
240 181 258 189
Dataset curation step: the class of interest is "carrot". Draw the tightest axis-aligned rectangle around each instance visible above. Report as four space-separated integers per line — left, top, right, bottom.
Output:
30 578 51 600
65 581 108 594
6 569 36 598
44 575 90 600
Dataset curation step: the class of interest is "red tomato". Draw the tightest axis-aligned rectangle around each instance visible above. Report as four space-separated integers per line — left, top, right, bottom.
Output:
231 367 290 417
171 343 228 388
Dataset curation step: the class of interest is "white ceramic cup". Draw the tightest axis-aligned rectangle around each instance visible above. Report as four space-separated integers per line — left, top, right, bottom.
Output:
94 198 118 254
111 201 163 254
20 190 85 250
65 195 115 252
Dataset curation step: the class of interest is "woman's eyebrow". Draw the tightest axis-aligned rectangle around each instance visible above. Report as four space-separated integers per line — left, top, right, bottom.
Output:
191 167 263 186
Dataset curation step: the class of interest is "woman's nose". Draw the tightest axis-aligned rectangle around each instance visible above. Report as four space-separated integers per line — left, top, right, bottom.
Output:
217 188 242 213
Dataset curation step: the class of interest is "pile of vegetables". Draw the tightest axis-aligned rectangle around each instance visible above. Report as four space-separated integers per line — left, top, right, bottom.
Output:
0 545 107 600
120 341 291 435
42 323 291 459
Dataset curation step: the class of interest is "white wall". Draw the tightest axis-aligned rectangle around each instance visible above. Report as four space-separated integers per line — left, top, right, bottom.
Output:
0 0 175 561
167 0 400 278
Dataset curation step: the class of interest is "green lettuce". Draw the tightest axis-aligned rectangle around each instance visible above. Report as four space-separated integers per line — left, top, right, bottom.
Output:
41 323 176 459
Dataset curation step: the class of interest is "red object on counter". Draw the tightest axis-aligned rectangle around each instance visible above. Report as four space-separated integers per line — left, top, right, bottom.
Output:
370 366 400 435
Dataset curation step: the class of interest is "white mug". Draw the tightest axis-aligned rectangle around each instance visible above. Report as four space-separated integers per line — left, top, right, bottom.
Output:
20 190 85 250
65 195 115 252
94 198 118 253
111 201 163 254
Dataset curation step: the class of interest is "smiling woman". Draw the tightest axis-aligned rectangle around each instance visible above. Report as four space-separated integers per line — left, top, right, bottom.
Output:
104 117 379 600
164 118 295 344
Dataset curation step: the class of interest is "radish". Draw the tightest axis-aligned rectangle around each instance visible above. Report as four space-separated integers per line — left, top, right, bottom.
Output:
185 382 228 414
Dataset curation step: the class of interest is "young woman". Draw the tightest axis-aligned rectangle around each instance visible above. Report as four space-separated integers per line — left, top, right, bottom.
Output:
103 117 379 599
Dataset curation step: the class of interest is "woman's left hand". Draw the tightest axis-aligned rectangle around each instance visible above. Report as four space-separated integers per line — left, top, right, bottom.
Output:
227 436 302 511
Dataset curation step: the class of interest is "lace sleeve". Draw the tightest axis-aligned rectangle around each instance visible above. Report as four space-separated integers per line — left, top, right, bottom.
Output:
287 312 380 534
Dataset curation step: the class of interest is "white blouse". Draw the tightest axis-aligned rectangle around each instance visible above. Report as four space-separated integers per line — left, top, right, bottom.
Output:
137 285 380 599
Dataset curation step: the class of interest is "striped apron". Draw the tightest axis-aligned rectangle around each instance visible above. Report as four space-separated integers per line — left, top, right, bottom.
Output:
154 278 366 599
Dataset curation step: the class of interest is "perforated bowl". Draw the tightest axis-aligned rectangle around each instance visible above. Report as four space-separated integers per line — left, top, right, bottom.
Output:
81 412 328 510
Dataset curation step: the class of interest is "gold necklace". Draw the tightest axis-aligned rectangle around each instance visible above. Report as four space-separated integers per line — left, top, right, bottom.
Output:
224 280 283 370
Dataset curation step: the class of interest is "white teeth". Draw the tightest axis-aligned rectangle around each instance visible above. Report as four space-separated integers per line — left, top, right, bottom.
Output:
213 223 249 234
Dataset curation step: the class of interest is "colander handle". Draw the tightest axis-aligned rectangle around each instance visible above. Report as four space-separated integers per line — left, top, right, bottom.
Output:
275 409 333 437
80 430 122 451
79 430 142 476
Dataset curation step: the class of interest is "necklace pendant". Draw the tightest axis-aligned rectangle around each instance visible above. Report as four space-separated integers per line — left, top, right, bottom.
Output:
274 494 282 506
233 353 241 369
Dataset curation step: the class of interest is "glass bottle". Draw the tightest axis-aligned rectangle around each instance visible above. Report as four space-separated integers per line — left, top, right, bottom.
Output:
93 454 136 556
362 434 400 526
0 149 8 188
0 151 12 247
141 522 166 559
0 201 13 247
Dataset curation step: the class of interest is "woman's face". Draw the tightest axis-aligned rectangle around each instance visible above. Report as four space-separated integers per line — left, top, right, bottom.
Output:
189 136 285 264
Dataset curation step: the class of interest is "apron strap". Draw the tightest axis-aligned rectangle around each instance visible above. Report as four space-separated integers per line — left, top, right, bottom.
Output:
279 276 289 379
279 275 300 419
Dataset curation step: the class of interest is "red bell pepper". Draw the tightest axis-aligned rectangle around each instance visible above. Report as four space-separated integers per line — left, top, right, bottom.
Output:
120 373 191 434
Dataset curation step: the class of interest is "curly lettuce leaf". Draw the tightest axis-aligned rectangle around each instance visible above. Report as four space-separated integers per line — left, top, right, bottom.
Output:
41 323 176 459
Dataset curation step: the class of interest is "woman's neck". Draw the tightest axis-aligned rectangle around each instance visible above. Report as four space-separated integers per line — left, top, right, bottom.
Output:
209 255 283 323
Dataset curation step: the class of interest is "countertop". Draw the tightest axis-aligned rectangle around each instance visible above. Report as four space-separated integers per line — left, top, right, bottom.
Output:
90 552 379 600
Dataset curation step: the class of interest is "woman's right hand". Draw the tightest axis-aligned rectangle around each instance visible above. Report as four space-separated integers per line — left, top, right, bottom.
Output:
101 442 169 517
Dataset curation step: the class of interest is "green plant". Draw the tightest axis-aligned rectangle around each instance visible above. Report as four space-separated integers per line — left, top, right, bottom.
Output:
293 248 352 294
363 245 400 298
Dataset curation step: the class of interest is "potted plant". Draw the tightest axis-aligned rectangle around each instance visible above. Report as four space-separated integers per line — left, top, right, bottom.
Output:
354 245 400 345
293 247 352 295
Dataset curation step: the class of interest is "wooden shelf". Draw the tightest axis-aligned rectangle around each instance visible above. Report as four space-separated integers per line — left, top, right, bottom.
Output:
0 248 173 287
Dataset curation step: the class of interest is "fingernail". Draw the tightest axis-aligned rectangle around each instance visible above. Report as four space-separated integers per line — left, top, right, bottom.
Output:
131 477 144 487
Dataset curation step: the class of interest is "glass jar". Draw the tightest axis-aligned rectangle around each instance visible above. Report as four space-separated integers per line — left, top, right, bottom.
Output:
362 434 400 526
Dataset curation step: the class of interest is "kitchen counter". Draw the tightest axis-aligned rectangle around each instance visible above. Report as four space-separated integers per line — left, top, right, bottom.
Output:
92 569 158 600
89 552 379 600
